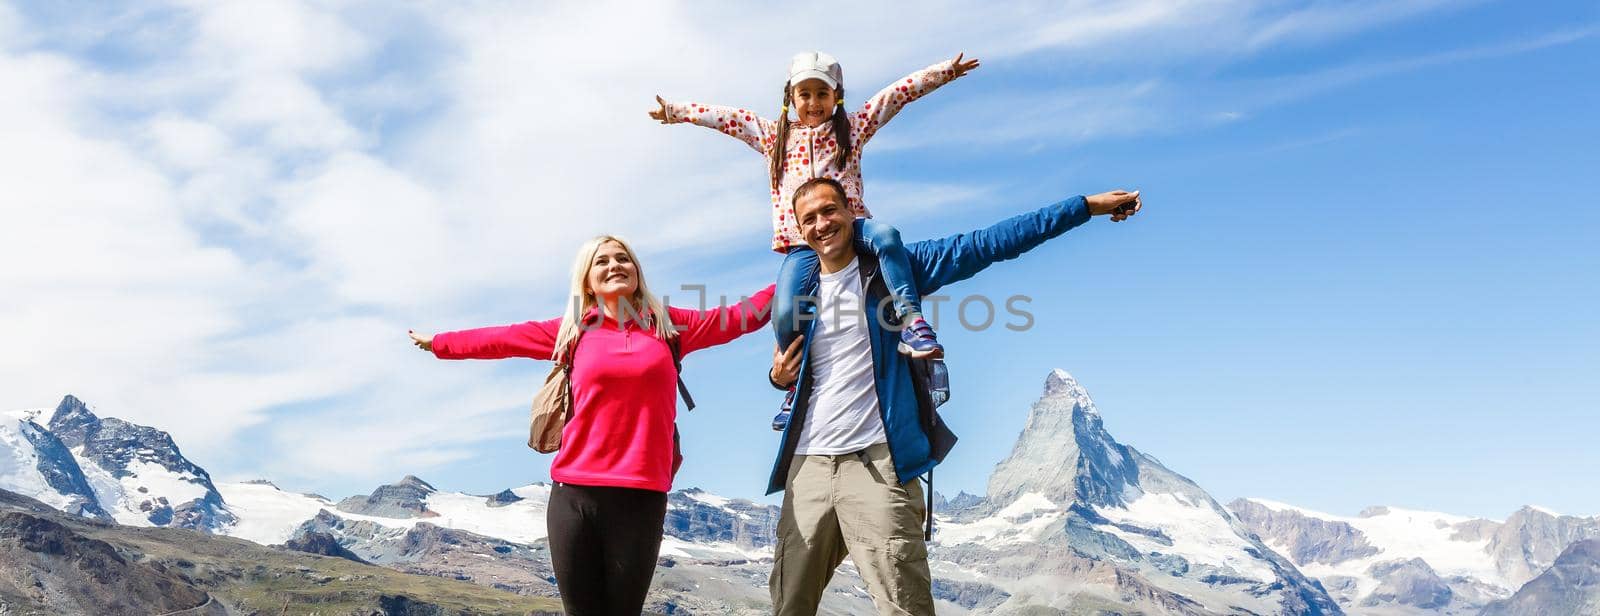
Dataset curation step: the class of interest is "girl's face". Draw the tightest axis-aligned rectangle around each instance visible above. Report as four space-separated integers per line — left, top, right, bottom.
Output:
585 241 639 305
790 79 837 128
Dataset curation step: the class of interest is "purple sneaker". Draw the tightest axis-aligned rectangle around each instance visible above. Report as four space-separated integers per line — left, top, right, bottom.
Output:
897 315 944 359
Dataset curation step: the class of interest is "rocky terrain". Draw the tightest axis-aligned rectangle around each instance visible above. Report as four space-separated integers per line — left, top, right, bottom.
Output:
0 486 560 615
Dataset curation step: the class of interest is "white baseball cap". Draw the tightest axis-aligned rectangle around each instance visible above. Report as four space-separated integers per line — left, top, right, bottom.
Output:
787 51 842 90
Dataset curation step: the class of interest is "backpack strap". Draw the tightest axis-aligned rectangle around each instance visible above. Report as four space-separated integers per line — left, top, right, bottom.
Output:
666 331 693 478
558 330 583 423
667 333 696 411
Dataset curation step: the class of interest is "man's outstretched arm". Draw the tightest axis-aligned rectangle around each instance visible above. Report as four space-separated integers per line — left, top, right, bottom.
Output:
907 190 1142 295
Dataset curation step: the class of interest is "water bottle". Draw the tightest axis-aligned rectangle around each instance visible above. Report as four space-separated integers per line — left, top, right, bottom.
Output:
928 359 950 407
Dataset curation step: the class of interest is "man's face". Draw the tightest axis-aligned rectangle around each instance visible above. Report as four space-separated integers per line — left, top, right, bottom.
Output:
794 185 854 260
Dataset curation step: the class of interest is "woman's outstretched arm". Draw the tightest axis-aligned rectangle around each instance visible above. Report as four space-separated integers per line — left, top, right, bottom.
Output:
670 284 777 355
412 317 564 361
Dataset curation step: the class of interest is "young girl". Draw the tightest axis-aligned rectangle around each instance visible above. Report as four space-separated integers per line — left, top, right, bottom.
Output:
650 51 980 369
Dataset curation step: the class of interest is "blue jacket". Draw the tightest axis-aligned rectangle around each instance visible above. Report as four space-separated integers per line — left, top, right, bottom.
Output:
767 196 1093 494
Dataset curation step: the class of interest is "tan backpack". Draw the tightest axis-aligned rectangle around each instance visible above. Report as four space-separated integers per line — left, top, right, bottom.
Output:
527 338 579 453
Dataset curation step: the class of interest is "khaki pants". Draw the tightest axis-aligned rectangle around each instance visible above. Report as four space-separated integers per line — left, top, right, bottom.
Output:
769 442 934 616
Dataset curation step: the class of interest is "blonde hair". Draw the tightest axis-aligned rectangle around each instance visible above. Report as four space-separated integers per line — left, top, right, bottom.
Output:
551 235 675 362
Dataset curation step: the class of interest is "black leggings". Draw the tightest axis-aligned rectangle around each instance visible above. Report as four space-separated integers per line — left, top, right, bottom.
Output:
546 483 668 615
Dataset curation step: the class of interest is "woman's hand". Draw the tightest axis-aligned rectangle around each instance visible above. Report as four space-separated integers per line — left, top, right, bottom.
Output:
1086 190 1143 222
770 336 804 389
648 95 669 124
409 330 434 353
950 53 981 80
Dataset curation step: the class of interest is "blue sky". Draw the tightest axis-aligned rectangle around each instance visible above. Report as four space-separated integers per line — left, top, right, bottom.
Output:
2 1 1595 519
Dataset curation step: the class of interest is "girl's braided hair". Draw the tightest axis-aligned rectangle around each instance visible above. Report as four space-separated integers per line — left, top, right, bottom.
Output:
769 85 853 190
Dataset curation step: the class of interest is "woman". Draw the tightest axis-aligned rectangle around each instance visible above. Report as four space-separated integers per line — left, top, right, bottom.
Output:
409 235 774 615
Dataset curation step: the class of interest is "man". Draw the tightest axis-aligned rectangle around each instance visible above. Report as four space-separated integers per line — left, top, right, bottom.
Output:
766 177 1142 615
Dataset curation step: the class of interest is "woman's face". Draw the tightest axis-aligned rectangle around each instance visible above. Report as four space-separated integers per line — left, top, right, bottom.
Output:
790 79 837 128
586 241 639 305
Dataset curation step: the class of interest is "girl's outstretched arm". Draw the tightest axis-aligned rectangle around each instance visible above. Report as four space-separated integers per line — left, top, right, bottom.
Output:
651 95 776 156
852 53 981 147
424 317 563 361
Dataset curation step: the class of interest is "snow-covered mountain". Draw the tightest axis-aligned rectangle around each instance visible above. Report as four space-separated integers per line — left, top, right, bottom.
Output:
218 475 805 612
42 395 235 531
0 408 109 520
1230 498 1600 614
1480 538 1600 616
7 386 1598 615
218 477 556 547
931 369 1343 615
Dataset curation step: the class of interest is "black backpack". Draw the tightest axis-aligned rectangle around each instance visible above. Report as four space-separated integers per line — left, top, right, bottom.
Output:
860 254 958 540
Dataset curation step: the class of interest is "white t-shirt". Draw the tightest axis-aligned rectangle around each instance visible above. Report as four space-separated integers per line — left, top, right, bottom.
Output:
794 257 888 455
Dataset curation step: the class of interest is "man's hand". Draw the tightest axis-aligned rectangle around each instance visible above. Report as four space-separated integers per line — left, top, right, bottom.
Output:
1087 190 1142 222
770 336 804 389
950 53 981 80
647 95 669 124
409 330 434 353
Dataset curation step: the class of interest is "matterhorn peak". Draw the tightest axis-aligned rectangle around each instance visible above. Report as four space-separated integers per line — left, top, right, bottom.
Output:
1042 369 1096 411
985 370 1138 509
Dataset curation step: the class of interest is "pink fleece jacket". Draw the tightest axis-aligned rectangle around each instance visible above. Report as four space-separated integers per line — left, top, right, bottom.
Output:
664 59 962 252
431 285 775 493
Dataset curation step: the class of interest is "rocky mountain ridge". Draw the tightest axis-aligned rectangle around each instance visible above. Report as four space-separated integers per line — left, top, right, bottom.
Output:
45 395 232 531
4 383 1596 615
1230 497 1600 614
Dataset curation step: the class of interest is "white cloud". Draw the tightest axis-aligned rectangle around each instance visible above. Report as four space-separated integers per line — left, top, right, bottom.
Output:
873 80 1171 151
865 180 999 217
180 0 371 75
143 113 232 170
276 151 454 307
1003 0 1255 57
1245 0 1476 51
212 74 362 151
139 113 279 235
0 49 248 444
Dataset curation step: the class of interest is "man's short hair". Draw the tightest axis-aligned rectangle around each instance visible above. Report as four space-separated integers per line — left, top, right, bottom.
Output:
792 177 848 211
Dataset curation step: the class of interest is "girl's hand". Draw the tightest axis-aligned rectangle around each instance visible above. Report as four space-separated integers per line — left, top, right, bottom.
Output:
950 53 981 80
648 95 669 124
409 330 434 352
